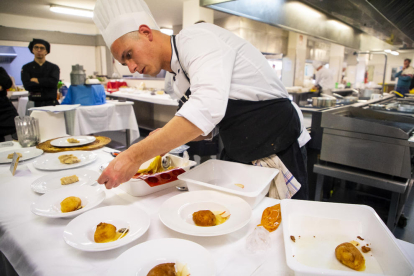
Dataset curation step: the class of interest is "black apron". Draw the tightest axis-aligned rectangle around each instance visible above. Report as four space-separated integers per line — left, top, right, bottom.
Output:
172 35 308 199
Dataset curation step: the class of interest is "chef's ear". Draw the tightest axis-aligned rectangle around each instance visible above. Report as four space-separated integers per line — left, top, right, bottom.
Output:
138 25 153 41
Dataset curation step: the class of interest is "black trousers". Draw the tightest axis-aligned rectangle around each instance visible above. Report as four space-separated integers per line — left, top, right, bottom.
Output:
221 140 309 200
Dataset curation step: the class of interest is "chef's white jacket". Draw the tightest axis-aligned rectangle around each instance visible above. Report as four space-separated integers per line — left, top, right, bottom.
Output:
315 67 335 90
171 23 310 147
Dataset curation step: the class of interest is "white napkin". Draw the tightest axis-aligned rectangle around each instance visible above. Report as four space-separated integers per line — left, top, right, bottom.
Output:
29 104 80 113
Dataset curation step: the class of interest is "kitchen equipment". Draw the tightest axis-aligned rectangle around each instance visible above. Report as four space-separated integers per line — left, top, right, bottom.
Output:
14 116 40 147
281 199 414 276
311 97 337 108
70 64 86 85
178 159 278 208
368 103 385 110
116 154 196 197
340 96 358 104
397 104 414 113
359 88 382 99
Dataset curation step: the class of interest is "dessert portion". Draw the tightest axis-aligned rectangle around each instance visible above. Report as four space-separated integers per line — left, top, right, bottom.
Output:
258 203 281 232
192 210 230 227
67 138 80 143
147 262 190 276
58 154 81 164
60 196 82 213
60 175 79 185
94 222 129 243
335 242 365 271
7 152 22 159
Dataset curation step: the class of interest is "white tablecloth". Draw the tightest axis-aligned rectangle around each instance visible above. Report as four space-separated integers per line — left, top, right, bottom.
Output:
64 102 140 143
0 146 414 276
106 91 178 106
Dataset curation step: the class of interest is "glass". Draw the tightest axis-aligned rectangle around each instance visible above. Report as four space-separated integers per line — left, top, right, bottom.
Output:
14 116 40 147
34 46 46 51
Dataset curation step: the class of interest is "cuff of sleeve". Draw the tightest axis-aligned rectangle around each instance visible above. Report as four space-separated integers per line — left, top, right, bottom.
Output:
176 102 216 136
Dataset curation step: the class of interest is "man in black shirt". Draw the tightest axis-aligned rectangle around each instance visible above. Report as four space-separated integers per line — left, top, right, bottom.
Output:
21 38 60 108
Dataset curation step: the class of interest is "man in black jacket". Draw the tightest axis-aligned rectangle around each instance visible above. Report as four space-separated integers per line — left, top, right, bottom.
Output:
0 67 18 142
21 39 60 108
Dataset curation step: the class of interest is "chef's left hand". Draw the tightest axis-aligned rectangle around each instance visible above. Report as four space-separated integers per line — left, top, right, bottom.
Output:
97 149 142 189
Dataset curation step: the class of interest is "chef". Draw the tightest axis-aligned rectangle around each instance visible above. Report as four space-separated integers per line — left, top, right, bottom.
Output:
21 39 60 109
311 61 335 95
93 0 311 199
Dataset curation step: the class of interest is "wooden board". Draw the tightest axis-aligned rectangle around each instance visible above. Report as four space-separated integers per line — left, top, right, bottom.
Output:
37 136 111 153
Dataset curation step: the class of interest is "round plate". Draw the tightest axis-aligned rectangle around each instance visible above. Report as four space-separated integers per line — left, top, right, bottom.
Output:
51 136 96 147
31 185 105 218
0 147 43 164
159 190 252 236
31 169 100 194
32 151 97 171
63 205 150 251
106 238 215 276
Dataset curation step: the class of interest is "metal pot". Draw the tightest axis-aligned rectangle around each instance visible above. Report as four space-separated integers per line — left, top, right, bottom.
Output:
397 104 414 113
359 88 382 99
341 96 358 104
312 97 337 107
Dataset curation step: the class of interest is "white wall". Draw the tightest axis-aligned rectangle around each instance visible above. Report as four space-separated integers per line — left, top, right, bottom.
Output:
0 40 96 84
367 52 414 84
0 13 98 35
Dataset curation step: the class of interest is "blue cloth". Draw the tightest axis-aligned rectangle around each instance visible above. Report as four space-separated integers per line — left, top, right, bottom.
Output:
61 84 106 106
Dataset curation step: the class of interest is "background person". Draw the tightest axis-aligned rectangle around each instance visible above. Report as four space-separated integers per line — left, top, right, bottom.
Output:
311 61 334 96
21 38 60 110
395 59 414 97
0 67 18 142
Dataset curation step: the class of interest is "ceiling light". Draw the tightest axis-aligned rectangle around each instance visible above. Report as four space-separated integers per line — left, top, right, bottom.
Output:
390 51 399 56
50 5 93 18
160 28 173 36
384 49 392 53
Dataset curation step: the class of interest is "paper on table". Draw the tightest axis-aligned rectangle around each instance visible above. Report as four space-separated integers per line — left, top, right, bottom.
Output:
29 104 80 113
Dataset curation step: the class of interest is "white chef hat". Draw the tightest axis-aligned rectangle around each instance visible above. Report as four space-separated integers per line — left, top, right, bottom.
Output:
312 61 322 69
93 0 160 49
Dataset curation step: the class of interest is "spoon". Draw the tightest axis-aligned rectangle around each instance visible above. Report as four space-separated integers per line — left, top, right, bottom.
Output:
161 155 172 170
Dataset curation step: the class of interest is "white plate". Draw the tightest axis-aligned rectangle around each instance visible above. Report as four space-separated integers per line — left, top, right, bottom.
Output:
51 136 96 147
159 190 252 236
32 151 97 170
31 185 105 218
106 238 215 276
31 169 101 194
281 199 414 276
0 147 43 163
63 205 150 251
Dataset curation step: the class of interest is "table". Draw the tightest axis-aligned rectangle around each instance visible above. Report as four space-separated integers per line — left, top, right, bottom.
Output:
1 145 414 276
106 91 178 131
64 102 139 147
61 85 106 106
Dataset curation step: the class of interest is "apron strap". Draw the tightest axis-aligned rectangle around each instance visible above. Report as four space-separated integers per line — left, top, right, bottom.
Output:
172 35 192 108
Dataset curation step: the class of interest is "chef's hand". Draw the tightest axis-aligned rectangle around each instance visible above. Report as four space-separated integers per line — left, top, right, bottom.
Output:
0 85 2 91
97 149 142 189
30 78 39 83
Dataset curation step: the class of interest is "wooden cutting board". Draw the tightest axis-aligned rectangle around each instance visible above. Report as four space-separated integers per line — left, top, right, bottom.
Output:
37 136 111 153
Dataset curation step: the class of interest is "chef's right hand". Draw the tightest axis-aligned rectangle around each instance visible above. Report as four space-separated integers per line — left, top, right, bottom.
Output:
97 149 142 189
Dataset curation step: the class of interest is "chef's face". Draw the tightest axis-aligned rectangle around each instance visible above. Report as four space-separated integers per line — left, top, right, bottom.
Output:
33 44 47 59
111 27 161 77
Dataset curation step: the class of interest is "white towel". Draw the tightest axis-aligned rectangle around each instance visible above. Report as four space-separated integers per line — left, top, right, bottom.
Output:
252 154 301 199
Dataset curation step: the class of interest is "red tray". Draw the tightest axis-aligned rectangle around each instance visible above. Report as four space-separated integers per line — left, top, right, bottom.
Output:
132 168 186 187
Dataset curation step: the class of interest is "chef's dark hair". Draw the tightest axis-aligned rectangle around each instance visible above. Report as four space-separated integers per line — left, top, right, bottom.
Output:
28 39 51 54
404 59 411 63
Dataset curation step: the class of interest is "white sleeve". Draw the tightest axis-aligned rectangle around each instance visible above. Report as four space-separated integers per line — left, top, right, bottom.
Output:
175 30 236 136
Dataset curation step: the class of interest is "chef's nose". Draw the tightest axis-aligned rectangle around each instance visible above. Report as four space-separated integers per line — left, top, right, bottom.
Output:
126 61 137 74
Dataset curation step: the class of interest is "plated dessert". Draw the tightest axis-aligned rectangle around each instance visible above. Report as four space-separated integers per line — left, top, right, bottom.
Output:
147 262 189 276
192 210 230 227
94 222 129 243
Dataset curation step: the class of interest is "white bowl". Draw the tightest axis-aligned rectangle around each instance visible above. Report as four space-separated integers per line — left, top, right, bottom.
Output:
281 199 414 276
117 154 196 197
178 159 278 208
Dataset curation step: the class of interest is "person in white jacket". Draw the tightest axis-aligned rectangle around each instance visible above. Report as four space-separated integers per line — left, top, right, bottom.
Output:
93 0 311 199
312 61 335 95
